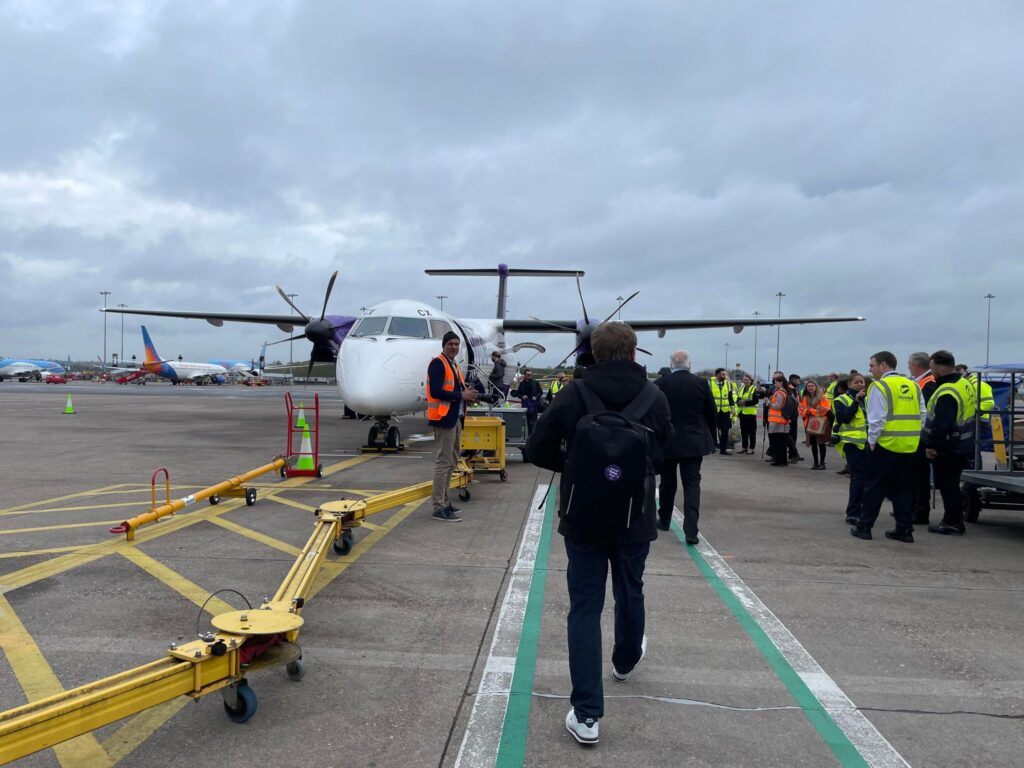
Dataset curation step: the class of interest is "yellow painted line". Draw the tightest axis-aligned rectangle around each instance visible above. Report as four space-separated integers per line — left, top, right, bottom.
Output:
102 698 189 763
2 501 152 516
322 454 378 477
0 595 112 767
0 545 93 560
207 517 302 557
0 520 121 536
307 498 426 600
360 521 384 531
118 549 235 616
271 495 318 513
0 484 127 516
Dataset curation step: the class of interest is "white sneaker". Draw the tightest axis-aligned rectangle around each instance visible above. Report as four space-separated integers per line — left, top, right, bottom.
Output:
565 708 599 744
612 635 647 682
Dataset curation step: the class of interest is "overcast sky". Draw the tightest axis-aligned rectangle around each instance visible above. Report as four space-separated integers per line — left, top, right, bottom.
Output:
2 1 1022 376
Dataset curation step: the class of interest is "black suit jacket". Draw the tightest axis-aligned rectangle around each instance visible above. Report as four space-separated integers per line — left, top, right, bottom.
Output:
654 370 717 459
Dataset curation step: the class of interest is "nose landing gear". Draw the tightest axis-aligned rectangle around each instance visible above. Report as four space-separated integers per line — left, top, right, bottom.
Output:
362 418 406 453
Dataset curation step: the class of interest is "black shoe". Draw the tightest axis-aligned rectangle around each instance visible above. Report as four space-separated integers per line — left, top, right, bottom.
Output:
721 450 733 455
432 506 462 522
447 503 461 513
884 528 914 543
850 526 872 540
685 535 699 545
656 520 671 532
837 467 851 476
928 523 966 536
845 516 860 524
913 516 929 526
820 464 826 471
771 461 788 466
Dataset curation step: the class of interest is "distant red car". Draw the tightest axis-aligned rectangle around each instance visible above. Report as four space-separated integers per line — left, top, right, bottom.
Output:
44 374 67 384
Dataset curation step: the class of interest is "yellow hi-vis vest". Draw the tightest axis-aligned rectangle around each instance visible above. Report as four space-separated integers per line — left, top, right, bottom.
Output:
709 379 733 414
869 374 921 453
924 377 977 452
738 384 758 416
833 393 867 458
549 379 564 397
977 380 994 422
824 381 838 401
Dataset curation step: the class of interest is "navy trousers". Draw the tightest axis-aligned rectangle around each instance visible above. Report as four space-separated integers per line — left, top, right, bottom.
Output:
564 537 650 720
715 412 732 453
843 446 867 519
857 446 915 531
658 457 703 538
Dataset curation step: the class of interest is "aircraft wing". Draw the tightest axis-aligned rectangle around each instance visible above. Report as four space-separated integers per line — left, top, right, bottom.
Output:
503 316 865 333
103 308 305 333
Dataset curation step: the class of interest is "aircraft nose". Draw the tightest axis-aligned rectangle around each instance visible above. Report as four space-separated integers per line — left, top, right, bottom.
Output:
337 340 428 415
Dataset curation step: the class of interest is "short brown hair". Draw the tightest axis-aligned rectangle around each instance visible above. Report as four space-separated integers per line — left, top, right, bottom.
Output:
590 323 636 364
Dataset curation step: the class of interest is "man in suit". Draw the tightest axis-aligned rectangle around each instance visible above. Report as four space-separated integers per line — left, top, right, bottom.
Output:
656 350 717 544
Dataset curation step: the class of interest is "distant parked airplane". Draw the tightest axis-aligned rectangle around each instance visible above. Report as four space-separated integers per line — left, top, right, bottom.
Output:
139 326 228 385
0 357 67 382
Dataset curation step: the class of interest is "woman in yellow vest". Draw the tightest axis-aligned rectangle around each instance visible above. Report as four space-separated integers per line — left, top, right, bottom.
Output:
833 374 868 522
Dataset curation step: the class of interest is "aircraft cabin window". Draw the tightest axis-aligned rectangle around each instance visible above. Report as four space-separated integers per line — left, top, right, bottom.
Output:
387 317 430 338
430 319 453 338
351 316 388 337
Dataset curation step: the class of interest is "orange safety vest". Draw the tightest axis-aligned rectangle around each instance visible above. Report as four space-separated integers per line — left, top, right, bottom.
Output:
799 396 831 422
916 373 935 389
426 354 465 422
768 389 790 426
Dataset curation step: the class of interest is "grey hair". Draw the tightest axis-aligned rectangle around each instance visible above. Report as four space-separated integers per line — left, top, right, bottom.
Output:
669 350 691 370
908 352 930 370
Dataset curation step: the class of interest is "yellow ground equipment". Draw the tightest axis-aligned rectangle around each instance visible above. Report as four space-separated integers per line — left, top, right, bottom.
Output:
109 458 289 541
0 464 473 765
461 415 508 481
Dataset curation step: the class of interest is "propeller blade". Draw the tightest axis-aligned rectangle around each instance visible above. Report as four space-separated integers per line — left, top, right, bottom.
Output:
276 286 309 321
265 333 307 346
306 358 316 381
636 347 652 356
552 345 583 371
575 275 590 325
320 271 338 320
601 291 639 325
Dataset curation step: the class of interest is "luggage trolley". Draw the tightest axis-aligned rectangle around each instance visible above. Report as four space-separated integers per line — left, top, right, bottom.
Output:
283 392 323 478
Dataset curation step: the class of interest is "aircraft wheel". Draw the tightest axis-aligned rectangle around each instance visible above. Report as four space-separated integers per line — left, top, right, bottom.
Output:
458 488 471 502
386 426 400 450
209 495 221 506
962 484 981 523
332 529 354 556
367 426 379 446
245 488 257 506
223 683 258 723
286 659 305 681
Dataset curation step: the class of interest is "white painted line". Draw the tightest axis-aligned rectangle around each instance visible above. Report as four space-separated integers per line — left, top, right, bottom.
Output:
454 484 549 768
678 509 911 768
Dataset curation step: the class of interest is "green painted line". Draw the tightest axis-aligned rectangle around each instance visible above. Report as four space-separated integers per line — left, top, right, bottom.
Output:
494 489 555 768
671 520 869 768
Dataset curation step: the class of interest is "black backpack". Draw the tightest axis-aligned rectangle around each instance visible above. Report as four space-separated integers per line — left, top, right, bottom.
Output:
561 381 660 531
782 390 799 423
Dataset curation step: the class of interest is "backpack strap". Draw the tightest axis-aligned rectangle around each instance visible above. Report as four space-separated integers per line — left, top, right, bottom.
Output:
574 380 605 416
623 382 661 422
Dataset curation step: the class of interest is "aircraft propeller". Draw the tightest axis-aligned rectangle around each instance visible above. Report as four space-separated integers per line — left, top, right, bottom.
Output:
267 271 344 380
550 285 645 371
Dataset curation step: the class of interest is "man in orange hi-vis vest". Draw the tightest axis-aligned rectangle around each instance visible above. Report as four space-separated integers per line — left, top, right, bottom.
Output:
426 331 479 521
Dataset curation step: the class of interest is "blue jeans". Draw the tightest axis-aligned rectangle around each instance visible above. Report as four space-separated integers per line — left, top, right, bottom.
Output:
564 537 650 720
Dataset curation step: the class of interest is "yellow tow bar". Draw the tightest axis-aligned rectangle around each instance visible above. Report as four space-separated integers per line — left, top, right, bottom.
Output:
0 464 472 765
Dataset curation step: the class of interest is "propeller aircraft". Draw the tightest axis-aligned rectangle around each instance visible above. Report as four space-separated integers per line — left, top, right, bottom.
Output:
103 265 865 448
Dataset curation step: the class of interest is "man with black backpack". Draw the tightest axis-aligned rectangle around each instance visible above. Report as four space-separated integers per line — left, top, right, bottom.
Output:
526 323 672 747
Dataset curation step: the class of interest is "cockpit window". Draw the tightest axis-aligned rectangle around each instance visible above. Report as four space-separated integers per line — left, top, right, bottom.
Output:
351 316 388 337
387 317 430 338
430 319 453 338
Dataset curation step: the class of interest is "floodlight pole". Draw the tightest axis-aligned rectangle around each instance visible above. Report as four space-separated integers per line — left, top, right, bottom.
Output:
616 296 624 321
752 310 761 381
775 292 785 372
984 293 995 365
436 295 447 312
100 291 111 366
724 342 730 370
117 304 127 361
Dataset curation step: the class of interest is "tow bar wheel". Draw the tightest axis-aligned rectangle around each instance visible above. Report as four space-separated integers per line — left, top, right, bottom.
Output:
222 681 258 723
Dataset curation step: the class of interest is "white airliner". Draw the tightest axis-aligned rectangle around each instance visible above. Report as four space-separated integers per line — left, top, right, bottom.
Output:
140 326 229 385
105 266 865 446
0 357 67 382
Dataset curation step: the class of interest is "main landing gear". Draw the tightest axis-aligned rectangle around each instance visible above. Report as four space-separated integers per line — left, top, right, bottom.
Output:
362 417 404 453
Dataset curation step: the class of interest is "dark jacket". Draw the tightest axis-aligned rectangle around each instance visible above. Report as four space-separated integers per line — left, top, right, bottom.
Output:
654 369 717 458
923 372 972 455
525 361 673 544
427 355 466 429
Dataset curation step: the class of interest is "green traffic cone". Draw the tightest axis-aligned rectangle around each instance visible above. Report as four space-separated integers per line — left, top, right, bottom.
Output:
63 392 75 415
296 424 315 471
295 401 308 429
